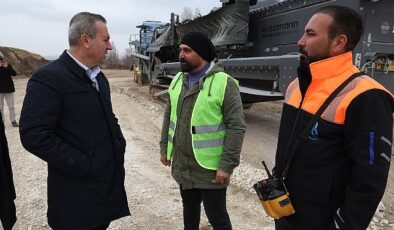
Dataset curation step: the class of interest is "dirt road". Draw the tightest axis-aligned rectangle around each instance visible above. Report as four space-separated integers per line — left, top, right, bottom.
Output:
5 70 393 229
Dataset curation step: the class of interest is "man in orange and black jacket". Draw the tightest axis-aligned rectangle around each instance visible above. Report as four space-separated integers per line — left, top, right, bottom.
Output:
274 5 394 230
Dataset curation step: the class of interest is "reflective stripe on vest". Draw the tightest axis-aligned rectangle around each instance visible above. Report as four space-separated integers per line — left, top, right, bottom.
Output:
193 123 226 134
166 73 182 160
194 138 224 148
168 121 176 142
167 71 237 170
285 80 299 103
285 74 393 124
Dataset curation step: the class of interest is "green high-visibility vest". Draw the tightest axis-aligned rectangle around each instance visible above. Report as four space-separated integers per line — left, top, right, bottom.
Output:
167 71 238 170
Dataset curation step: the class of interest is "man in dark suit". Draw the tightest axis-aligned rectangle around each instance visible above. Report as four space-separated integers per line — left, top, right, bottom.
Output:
0 114 16 230
19 12 130 230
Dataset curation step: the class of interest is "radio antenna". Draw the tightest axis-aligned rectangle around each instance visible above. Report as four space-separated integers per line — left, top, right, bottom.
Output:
262 161 272 179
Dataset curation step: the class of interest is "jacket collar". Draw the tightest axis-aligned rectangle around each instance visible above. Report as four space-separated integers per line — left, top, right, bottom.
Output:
58 50 89 81
309 51 354 80
181 60 223 88
197 60 223 89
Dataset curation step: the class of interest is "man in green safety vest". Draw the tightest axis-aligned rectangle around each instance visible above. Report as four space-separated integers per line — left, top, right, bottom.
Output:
160 31 246 230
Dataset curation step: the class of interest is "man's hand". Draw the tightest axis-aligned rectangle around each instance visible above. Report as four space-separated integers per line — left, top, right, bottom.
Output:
160 154 171 166
212 170 231 184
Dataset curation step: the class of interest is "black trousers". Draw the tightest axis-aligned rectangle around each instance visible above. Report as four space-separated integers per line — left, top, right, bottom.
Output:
275 218 295 230
90 222 110 230
180 187 232 230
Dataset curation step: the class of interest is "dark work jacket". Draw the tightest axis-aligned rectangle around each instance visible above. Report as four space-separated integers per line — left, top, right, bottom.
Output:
0 64 17 93
274 53 394 230
0 115 16 230
19 51 130 230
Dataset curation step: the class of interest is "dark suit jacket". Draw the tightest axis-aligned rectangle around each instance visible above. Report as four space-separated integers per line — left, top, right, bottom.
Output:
19 51 130 230
0 115 16 230
0 64 17 93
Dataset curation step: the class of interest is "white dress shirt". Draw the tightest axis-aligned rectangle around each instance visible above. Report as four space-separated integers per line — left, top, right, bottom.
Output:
66 50 101 91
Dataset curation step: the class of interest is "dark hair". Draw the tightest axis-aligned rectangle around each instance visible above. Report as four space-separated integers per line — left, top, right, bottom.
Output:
68 12 107 46
316 5 364 51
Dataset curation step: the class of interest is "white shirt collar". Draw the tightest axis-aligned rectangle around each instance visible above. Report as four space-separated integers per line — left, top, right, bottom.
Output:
66 50 101 81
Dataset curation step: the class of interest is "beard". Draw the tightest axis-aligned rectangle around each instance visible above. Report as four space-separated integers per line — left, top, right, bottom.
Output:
298 48 328 78
298 49 312 97
297 44 331 96
298 55 310 79
299 47 330 65
180 59 199 73
180 61 192 72
299 53 310 70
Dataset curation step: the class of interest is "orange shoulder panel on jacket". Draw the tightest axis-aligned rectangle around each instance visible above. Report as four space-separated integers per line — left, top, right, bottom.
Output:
284 79 300 105
333 75 393 124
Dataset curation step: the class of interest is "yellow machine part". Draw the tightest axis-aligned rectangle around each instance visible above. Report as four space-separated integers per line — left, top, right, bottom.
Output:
376 59 394 72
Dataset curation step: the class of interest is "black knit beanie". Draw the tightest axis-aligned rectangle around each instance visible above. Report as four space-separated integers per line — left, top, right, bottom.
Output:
180 31 216 62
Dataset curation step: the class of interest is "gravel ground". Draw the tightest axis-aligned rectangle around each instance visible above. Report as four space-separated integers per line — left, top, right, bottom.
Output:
3 69 393 229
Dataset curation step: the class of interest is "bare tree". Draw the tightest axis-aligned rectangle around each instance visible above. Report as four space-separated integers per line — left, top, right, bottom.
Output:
180 7 194 22
194 7 201 19
122 47 135 68
106 41 119 65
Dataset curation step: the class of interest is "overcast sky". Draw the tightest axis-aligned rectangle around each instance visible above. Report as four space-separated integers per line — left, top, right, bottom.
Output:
0 0 220 59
